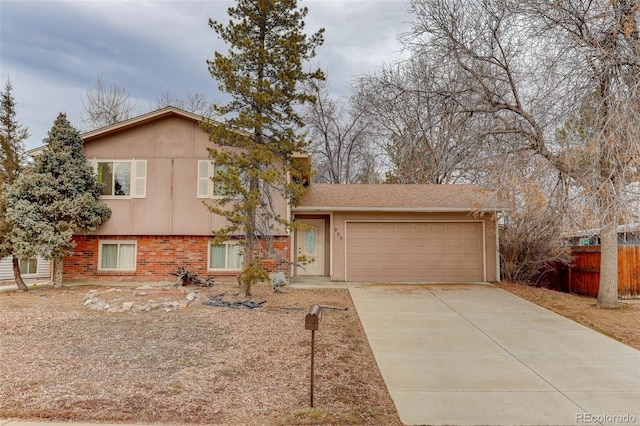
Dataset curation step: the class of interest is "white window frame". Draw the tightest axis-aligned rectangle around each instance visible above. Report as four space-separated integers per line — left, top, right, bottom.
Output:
198 160 231 199
91 159 147 199
19 258 38 276
98 240 137 271
208 241 244 271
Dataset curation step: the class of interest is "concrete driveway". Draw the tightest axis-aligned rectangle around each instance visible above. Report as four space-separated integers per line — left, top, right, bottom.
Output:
348 283 640 426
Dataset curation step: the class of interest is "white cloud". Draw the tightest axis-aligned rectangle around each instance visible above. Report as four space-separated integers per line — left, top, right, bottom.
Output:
1 0 411 149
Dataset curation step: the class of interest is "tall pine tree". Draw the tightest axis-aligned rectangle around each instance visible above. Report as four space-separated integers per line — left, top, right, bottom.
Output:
205 0 324 297
3 113 111 287
0 79 29 290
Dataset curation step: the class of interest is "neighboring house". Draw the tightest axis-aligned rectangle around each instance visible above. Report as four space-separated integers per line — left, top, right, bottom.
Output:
0 256 51 282
41 106 510 284
567 224 640 246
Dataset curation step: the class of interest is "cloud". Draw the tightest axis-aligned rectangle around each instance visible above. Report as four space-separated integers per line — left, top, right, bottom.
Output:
1 0 411 149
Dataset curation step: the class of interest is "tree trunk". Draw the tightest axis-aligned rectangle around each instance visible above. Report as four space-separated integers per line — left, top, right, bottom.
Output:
239 176 260 298
597 220 618 309
12 256 28 291
239 238 253 299
52 257 64 288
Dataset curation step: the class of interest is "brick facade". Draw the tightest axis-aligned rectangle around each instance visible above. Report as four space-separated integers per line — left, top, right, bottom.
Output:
64 235 291 283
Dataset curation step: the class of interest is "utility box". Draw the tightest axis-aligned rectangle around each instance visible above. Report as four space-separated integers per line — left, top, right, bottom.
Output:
305 304 322 330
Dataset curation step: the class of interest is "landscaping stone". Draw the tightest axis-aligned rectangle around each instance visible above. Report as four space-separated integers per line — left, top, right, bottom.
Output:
82 289 200 313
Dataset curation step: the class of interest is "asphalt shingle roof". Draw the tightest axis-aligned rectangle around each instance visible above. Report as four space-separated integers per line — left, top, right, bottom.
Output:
296 184 511 211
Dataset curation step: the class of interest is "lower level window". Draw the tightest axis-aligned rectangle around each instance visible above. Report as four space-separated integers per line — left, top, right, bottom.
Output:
209 242 243 270
99 241 136 270
19 258 38 275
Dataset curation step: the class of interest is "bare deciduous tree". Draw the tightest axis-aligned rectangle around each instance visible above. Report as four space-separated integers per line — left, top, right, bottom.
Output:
406 0 640 308
496 153 573 283
153 91 213 116
353 59 481 184
303 79 380 183
80 74 137 130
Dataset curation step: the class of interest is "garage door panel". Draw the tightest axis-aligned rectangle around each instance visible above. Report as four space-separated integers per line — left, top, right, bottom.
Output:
346 222 484 282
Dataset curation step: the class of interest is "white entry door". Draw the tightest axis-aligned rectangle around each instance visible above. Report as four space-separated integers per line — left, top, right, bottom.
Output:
296 219 325 276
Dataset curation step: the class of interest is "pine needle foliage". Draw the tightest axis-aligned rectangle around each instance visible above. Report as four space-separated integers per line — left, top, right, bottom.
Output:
204 0 324 297
0 79 30 290
0 79 28 186
3 113 111 287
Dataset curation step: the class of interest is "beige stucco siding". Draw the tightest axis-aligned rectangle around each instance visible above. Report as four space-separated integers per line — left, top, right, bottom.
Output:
112 122 156 158
94 199 130 234
171 158 212 235
85 115 288 236
329 211 498 282
131 158 173 234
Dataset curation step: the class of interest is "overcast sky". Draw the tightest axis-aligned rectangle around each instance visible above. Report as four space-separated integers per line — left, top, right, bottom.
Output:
1 0 411 150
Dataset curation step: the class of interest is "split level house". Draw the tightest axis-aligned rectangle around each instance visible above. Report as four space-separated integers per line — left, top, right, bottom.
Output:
3 106 511 284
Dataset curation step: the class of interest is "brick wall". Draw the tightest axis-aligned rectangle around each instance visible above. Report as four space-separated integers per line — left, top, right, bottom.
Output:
64 235 291 283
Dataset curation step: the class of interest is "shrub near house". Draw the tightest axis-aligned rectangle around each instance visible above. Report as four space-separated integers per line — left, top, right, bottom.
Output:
5 113 110 287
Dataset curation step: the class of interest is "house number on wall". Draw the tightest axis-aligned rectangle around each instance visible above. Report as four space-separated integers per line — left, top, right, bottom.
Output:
306 229 316 253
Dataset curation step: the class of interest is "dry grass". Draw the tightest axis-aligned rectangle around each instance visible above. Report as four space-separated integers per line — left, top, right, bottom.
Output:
0 282 401 425
3 280 638 425
496 281 640 351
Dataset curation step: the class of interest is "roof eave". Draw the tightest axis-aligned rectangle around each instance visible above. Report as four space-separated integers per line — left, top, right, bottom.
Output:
81 106 207 142
293 206 512 213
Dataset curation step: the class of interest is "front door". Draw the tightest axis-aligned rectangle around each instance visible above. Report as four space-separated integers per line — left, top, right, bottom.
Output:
296 219 325 276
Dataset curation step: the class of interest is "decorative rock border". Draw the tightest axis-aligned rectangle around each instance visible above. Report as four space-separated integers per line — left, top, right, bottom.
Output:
83 286 201 313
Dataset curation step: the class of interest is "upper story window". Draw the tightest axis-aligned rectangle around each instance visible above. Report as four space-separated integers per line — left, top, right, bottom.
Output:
98 162 130 196
197 160 228 199
92 160 147 198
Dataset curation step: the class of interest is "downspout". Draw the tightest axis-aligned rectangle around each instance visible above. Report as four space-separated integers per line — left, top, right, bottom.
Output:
170 159 174 233
328 212 333 280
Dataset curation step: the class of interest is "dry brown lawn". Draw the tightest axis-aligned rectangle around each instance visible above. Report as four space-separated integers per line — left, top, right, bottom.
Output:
0 282 401 425
2 280 639 425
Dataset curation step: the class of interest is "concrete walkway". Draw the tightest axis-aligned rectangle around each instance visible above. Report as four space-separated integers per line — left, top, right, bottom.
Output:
348 283 640 426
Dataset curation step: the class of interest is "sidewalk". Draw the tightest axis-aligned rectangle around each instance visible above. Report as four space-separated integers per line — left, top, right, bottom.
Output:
0 280 50 292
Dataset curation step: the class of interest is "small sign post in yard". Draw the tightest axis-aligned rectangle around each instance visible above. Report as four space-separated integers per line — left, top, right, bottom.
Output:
305 304 322 407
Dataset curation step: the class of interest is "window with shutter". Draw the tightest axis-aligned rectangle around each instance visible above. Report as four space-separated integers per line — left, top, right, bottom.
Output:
197 160 229 198
197 160 213 198
133 160 147 198
93 159 147 199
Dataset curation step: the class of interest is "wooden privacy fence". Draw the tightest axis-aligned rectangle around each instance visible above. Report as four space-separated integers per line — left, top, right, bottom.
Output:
543 245 640 299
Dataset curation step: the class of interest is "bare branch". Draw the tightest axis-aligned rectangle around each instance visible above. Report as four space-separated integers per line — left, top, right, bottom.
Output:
80 74 136 130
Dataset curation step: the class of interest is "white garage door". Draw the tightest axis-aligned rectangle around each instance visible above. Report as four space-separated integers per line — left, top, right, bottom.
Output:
346 222 484 282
